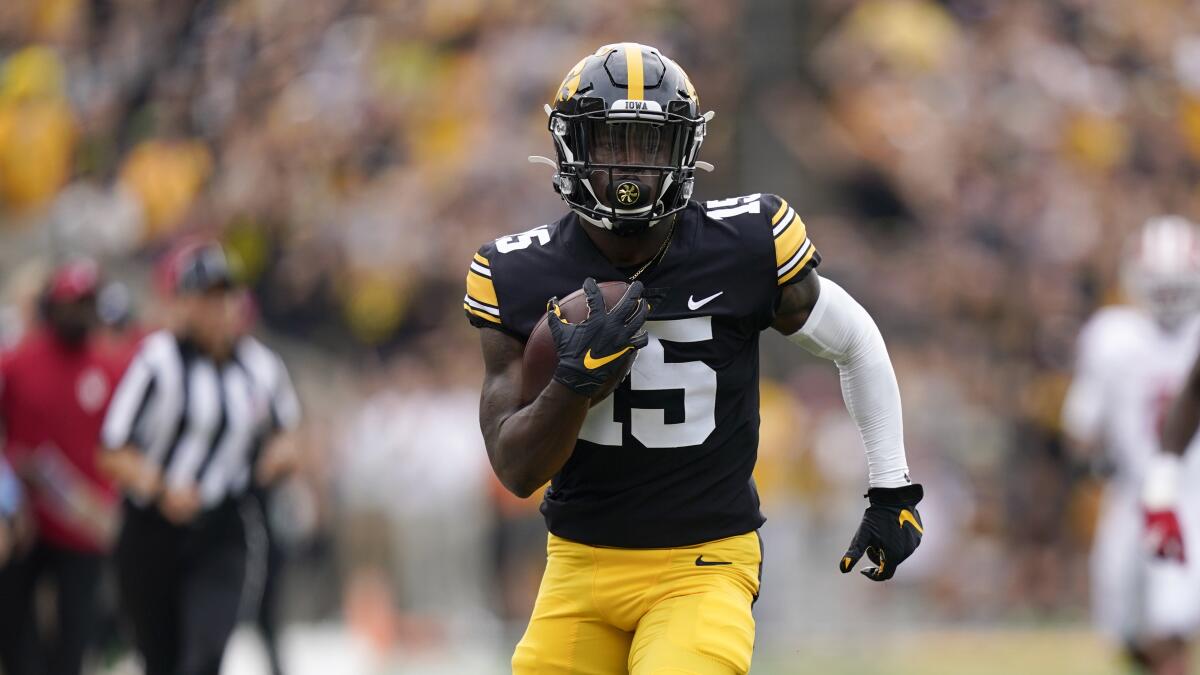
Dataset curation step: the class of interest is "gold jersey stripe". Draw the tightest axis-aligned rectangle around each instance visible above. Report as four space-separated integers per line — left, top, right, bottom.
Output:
624 44 644 100
774 215 809 267
473 252 489 267
464 303 501 324
466 269 499 306
770 199 789 225
778 245 818 286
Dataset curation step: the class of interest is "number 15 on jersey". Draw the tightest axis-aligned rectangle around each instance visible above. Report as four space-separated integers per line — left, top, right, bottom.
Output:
578 317 717 449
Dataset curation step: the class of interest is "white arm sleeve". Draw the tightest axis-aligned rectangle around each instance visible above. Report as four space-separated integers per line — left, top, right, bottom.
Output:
1060 317 1111 447
787 277 910 488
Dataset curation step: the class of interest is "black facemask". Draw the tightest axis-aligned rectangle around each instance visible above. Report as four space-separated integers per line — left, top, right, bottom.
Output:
585 120 676 215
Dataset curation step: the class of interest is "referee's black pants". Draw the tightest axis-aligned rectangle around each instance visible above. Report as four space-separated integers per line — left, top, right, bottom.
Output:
0 540 104 675
248 486 286 675
115 500 247 675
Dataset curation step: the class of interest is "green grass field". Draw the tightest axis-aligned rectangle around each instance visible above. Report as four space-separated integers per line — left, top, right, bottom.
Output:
210 624 1187 674
751 628 1142 675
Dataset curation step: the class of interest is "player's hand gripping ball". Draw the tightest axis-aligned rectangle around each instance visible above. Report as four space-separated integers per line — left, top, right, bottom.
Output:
840 484 925 581
523 278 648 404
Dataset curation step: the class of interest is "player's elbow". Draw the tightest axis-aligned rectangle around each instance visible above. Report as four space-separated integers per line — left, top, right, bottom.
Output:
494 458 542 497
507 479 540 500
487 449 542 498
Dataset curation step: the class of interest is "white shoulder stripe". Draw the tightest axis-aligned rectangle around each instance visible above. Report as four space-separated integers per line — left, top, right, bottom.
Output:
777 239 812 277
465 295 501 315
772 208 797 237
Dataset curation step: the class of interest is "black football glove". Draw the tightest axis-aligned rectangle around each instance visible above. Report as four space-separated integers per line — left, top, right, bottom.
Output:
547 278 649 398
839 483 924 582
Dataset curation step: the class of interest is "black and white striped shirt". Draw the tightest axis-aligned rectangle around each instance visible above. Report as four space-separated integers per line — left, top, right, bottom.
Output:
101 331 301 508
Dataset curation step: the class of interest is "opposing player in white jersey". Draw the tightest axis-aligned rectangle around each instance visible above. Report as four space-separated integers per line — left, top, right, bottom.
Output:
1063 215 1200 675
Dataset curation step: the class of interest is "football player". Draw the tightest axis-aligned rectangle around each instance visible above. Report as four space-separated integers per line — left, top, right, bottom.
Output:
1063 215 1200 675
465 43 922 674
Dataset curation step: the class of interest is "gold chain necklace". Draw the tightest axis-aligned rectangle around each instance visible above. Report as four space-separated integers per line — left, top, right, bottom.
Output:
628 218 677 281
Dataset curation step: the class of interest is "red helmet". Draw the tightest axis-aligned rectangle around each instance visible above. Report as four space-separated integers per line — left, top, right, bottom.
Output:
45 259 100 303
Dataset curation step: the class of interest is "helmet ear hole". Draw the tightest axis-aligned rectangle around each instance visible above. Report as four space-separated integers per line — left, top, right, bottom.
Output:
667 99 693 116
578 97 604 113
555 174 575 195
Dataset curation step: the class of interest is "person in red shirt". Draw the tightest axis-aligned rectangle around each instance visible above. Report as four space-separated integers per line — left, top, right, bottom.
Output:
0 260 126 675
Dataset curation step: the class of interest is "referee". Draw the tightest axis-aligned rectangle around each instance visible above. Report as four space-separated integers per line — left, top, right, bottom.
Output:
98 242 301 675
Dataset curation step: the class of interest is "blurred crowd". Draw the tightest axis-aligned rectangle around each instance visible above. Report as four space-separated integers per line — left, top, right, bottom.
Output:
2 0 1200 662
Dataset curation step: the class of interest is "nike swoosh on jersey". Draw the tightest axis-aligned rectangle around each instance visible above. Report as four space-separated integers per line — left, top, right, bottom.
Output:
687 291 723 310
583 346 633 370
898 509 923 534
695 555 732 566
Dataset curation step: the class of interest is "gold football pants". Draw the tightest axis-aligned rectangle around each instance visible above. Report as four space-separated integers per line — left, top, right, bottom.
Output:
512 531 762 675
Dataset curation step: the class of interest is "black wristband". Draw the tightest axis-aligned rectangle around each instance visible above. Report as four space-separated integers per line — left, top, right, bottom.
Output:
551 366 604 398
865 483 923 507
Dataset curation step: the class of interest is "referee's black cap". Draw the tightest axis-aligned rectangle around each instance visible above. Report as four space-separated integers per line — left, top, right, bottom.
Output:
162 241 238 295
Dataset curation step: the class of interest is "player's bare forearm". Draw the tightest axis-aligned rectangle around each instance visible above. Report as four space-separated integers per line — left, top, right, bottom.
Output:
771 271 821 334
1163 350 1200 456
478 327 590 498
256 430 300 486
97 446 161 500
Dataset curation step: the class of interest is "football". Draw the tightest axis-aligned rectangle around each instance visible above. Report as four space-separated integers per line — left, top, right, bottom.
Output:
521 280 633 406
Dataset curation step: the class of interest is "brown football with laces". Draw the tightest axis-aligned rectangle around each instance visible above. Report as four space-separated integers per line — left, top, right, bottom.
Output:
521 281 633 406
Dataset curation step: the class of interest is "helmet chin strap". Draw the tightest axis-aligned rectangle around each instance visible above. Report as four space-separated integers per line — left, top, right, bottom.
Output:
578 209 678 237
610 218 655 237
577 210 655 235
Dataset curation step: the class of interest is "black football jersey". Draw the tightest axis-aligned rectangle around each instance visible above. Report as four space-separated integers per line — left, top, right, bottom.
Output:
464 193 820 548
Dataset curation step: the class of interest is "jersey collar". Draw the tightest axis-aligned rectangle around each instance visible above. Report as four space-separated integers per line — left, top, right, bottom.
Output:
561 202 701 285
